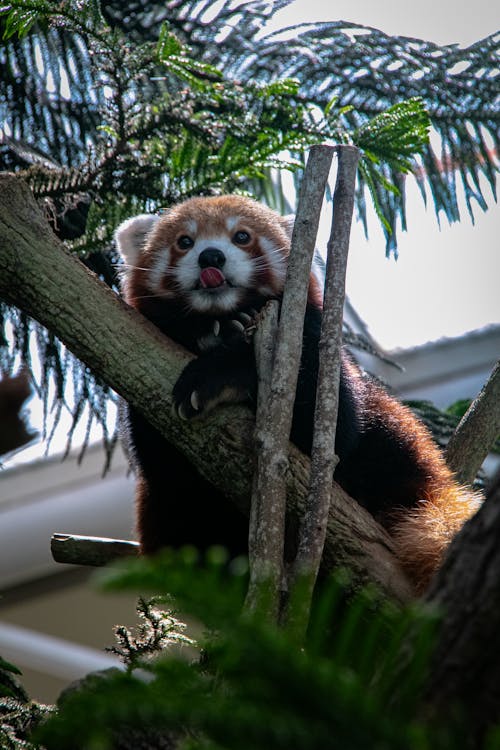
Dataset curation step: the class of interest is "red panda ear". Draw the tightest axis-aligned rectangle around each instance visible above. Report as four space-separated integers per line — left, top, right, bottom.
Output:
280 213 296 240
114 214 159 268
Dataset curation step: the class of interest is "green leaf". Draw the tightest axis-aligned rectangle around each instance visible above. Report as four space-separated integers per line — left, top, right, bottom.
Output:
358 158 393 235
38 560 450 750
354 97 430 172
256 78 301 99
156 22 222 89
157 21 183 57
324 94 339 117
1 7 40 39
0 655 22 676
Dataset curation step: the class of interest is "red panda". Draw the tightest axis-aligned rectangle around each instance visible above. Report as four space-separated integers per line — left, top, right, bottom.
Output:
115 195 480 594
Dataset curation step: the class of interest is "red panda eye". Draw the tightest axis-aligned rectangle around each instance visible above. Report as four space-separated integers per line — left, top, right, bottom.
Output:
233 230 251 245
178 235 194 250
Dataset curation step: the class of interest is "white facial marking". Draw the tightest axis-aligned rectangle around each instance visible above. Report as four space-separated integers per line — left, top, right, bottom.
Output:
147 248 173 296
187 287 242 314
225 215 241 233
258 236 287 286
175 232 254 313
185 218 198 236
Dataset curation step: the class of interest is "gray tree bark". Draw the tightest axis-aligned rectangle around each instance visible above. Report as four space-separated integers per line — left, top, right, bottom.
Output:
424 471 500 741
445 359 500 486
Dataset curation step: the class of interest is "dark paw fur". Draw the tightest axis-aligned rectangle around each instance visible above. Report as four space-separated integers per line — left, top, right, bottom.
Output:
172 356 254 420
196 310 258 353
217 309 258 345
227 310 258 341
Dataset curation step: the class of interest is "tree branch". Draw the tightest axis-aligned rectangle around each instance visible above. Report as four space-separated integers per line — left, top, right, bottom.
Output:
445 358 500 486
288 145 359 637
247 144 335 617
0 173 413 604
246 299 280 612
51 533 139 566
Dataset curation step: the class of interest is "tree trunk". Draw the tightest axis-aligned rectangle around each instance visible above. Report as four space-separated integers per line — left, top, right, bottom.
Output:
424 471 500 740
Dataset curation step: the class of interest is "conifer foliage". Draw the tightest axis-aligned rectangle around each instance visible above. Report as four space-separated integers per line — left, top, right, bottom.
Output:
22 551 481 750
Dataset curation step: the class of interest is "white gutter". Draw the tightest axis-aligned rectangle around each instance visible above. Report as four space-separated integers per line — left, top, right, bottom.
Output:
0 621 123 681
0 444 135 589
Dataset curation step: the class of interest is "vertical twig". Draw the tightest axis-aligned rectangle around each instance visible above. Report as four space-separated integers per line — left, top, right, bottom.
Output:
288 145 359 639
246 299 279 612
246 144 335 618
445 359 500 487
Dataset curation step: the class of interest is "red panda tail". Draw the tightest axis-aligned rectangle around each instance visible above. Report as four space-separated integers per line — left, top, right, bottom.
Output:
390 483 482 594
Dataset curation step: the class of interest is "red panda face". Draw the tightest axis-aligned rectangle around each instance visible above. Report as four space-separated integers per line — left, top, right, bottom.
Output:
116 196 293 315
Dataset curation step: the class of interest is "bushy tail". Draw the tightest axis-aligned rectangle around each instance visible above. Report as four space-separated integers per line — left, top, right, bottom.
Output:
391 483 482 594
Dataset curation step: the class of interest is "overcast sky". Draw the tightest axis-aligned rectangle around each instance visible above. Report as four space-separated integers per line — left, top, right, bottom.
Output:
269 0 498 47
268 1 500 350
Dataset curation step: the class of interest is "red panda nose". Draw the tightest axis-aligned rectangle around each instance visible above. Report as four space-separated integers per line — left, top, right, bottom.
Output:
198 248 226 269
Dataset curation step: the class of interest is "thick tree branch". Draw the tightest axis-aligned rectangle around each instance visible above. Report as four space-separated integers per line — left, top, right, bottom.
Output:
0 173 412 604
445 359 500 486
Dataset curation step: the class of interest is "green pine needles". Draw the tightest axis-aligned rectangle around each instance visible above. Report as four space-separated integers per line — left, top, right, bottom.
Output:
0 654 53 750
21 549 494 750
353 98 431 238
1 0 103 41
0 0 432 250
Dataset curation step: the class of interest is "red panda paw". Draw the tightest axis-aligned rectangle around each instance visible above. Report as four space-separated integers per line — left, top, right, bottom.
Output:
172 353 257 421
220 310 258 345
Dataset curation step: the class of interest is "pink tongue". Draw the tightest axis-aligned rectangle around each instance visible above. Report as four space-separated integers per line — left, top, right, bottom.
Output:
200 267 225 288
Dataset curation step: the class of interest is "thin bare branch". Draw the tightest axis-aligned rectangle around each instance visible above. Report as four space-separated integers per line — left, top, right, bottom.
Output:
247 144 335 618
445 359 500 486
289 145 359 636
246 300 279 612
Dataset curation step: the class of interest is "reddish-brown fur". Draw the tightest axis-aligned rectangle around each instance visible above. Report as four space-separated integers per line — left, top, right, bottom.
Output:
122 196 320 311
117 195 481 595
360 380 481 592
